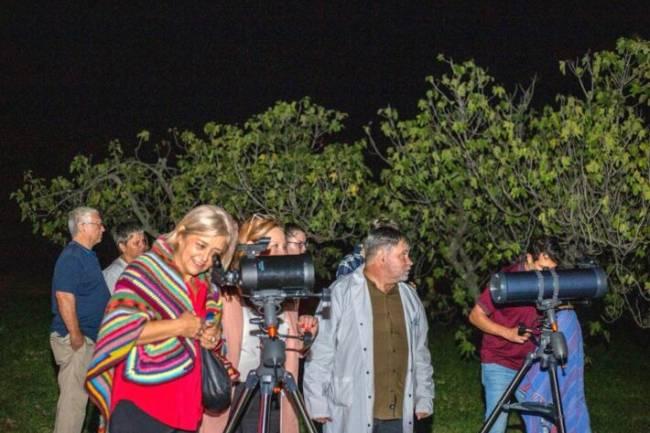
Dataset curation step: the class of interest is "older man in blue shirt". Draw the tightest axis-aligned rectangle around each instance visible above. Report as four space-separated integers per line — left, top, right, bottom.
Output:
50 207 110 433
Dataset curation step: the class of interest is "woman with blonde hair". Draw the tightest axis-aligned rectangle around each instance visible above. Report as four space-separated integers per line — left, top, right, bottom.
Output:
201 214 318 433
86 205 238 433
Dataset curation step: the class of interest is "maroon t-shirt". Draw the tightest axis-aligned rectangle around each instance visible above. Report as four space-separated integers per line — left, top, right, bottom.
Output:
477 262 539 370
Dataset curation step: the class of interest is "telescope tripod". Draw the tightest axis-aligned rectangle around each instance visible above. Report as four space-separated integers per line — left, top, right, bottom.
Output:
479 302 568 433
223 299 319 433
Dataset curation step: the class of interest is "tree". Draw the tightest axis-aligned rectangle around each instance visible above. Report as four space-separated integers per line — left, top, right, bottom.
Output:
12 136 178 244
13 40 649 328
171 97 375 274
13 98 375 276
533 38 650 327
371 38 649 330
368 56 538 319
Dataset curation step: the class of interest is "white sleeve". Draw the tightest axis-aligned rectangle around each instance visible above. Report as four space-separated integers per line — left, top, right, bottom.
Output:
102 266 118 295
413 297 435 414
303 282 341 418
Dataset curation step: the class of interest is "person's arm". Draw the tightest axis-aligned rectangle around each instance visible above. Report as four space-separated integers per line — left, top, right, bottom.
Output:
468 304 529 344
136 311 203 345
55 291 85 350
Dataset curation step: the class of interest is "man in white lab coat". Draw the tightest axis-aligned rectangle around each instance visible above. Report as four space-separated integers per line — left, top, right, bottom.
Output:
304 224 434 433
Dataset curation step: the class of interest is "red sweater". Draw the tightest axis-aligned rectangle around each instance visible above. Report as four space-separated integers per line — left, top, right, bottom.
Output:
111 279 207 431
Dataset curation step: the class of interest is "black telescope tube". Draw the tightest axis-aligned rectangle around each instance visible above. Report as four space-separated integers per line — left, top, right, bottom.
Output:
489 267 608 304
239 254 315 294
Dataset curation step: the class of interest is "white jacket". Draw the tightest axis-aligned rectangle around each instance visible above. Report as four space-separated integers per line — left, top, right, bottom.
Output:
304 266 435 433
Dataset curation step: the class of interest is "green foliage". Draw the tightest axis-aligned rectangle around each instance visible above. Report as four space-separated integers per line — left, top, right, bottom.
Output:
371 55 536 318
453 325 477 360
171 98 375 275
12 39 649 330
173 98 372 240
13 98 374 278
12 138 178 244
531 38 650 327
371 38 649 330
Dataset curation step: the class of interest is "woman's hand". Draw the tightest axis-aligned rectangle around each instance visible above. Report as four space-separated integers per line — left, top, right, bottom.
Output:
176 311 203 339
137 312 207 345
199 323 222 350
298 314 318 337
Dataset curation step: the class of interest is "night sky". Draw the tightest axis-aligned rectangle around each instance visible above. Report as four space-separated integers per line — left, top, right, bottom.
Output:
2 2 648 274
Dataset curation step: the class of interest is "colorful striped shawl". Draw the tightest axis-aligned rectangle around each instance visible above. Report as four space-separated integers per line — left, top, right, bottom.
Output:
85 236 222 431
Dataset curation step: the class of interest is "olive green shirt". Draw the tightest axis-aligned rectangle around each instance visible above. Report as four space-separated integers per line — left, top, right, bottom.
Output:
366 276 408 420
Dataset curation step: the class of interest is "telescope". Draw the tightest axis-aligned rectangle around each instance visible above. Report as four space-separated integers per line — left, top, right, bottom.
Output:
212 237 317 298
239 254 315 296
214 242 322 433
489 267 608 304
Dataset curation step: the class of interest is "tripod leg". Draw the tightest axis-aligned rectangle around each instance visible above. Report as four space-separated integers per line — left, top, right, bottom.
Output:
281 372 319 433
224 373 260 433
548 364 566 433
257 389 272 433
479 354 534 433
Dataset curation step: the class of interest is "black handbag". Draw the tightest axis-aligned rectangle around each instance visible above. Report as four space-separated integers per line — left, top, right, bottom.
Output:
201 346 232 413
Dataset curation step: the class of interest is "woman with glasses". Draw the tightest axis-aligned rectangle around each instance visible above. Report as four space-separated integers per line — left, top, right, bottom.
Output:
86 205 239 433
201 214 318 433
285 223 308 255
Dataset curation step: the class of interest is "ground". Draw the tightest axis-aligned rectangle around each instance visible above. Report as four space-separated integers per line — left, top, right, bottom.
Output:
1 273 648 433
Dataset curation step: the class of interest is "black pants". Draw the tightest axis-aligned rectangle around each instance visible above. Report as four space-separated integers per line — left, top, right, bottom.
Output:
109 400 195 433
373 418 403 433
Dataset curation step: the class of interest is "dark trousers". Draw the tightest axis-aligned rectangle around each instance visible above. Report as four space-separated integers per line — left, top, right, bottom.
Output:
231 382 281 433
109 400 195 433
373 418 403 433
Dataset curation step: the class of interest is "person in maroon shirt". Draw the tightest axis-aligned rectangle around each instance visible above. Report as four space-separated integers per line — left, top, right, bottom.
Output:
469 237 561 433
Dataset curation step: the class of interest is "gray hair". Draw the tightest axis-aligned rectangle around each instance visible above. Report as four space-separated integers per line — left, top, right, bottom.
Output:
112 221 144 248
68 207 99 237
363 222 407 261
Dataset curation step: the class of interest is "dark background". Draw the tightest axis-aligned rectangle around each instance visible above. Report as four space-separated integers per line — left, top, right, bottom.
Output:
2 1 648 278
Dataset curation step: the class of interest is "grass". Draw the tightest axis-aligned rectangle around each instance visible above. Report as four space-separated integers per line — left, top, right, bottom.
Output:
1 279 649 432
428 322 650 433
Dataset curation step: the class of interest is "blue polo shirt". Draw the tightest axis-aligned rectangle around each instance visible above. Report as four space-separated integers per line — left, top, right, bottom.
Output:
50 240 110 341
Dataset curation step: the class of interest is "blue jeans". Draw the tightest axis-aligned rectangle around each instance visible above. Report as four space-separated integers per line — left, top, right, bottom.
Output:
481 363 525 433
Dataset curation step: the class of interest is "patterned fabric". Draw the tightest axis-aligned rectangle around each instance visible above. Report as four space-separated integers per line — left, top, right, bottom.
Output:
518 309 591 433
85 236 223 432
336 243 364 278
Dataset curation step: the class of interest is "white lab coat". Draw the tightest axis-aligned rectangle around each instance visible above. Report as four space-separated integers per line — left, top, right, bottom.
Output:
304 266 434 433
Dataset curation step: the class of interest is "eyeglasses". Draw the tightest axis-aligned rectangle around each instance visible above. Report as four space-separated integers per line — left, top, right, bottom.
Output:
287 241 308 249
249 212 277 223
82 221 104 228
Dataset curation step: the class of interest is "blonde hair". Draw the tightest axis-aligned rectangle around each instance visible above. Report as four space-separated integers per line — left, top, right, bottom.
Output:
166 205 239 268
238 214 283 244
230 214 283 268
